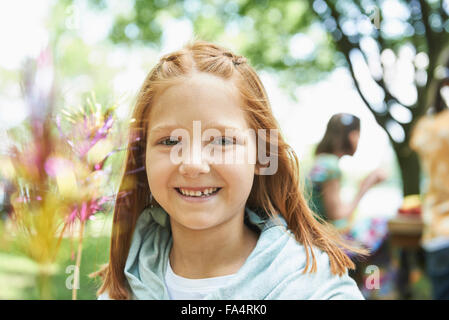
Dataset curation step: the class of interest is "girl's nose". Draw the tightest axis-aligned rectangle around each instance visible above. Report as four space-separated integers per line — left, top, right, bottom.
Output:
177 136 210 177
178 161 210 178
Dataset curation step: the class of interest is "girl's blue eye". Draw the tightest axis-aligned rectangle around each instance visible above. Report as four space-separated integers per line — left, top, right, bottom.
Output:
160 137 180 146
212 137 235 146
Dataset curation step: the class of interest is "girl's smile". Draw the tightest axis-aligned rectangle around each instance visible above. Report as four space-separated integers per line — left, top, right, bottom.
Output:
174 186 222 202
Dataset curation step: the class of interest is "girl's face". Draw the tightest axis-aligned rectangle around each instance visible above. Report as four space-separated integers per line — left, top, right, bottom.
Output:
145 72 258 231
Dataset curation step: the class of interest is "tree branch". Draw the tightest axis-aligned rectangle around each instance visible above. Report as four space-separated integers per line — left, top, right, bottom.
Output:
418 0 436 60
325 0 395 144
439 0 449 21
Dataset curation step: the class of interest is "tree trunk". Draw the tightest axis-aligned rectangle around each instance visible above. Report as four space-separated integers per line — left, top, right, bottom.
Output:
393 144 421 196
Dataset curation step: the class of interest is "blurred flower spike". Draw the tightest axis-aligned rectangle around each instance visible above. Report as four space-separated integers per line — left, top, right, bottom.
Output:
22 46 54 122
66 195 114 224
3 46 123 299
57 98 116 162
53 97 119 221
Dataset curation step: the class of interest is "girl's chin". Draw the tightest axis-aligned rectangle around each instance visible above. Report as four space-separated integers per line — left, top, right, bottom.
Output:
173 218 222 231
167 208 225 230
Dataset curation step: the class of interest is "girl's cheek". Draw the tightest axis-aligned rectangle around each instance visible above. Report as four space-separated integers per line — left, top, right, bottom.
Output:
147 148 173 162
146 150 174 181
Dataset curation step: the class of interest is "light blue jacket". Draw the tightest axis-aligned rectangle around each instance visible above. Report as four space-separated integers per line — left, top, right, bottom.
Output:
98 206 364 300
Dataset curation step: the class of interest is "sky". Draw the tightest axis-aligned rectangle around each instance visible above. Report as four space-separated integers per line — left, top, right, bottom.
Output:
0 0 403 218
0 1 52 131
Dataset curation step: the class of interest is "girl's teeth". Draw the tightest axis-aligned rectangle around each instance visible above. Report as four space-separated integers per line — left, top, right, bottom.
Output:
179 187 218 197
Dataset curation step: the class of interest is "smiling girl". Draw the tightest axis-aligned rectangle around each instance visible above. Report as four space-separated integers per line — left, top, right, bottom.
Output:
93 41 366 300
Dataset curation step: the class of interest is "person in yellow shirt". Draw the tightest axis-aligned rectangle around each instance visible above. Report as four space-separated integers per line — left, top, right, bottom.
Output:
410 75 449 300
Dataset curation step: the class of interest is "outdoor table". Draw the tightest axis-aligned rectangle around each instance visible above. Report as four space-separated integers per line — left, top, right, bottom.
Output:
387 215 424 299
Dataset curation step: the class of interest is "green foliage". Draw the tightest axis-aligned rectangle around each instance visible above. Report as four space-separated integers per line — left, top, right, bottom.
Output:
42 0 448 196
0 215 111 300
85 0 338 85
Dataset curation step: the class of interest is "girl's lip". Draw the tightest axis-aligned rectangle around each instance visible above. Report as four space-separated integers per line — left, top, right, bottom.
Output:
174 187 222 203
175 186 221 191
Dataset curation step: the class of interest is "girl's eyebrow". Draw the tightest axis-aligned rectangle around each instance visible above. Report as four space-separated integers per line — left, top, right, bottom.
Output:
149 124 181 136
203 121 244 132
149 122 245 136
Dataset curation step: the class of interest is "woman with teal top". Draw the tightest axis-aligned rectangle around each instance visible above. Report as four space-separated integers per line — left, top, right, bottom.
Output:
308 113 393 298
309 113 386 223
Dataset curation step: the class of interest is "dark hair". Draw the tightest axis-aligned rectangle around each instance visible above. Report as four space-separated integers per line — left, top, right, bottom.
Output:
434 77 449 114
315 113 360 155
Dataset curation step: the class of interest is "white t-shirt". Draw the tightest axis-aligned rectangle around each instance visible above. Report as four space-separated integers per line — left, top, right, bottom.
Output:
165 260 236 300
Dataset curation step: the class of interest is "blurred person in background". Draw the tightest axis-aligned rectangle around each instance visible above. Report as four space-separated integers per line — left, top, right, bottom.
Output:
307 113 393 298
308 113 386 224
411 75 449 300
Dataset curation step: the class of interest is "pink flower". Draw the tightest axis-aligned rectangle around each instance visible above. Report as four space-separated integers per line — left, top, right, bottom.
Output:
44 157 74 177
